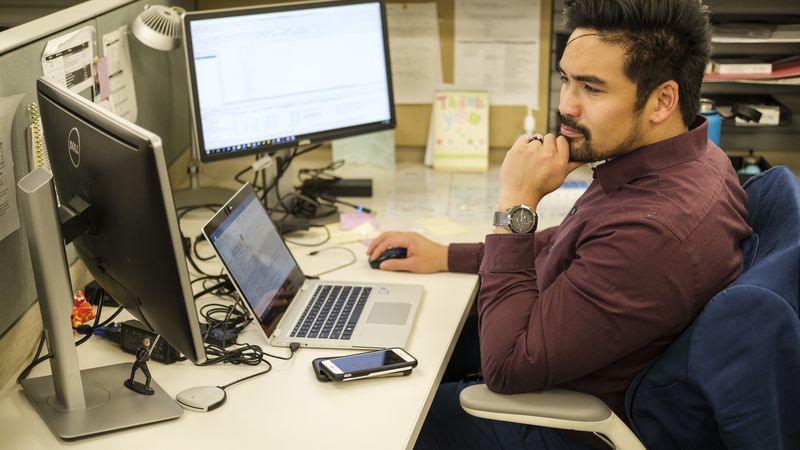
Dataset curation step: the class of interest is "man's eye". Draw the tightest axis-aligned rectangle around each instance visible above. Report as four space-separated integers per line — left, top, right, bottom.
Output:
559 75 568 84
584 84 599 93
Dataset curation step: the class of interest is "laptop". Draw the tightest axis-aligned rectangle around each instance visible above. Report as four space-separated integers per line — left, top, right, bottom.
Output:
202 184 423 350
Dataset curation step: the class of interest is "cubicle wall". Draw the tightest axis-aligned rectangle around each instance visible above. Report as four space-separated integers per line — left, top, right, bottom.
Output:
0 0 194 350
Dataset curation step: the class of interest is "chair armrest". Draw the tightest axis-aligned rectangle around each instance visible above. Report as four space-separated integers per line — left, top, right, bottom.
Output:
459 385 644 450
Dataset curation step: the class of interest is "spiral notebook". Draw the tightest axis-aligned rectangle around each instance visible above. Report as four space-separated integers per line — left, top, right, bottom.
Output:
27 102 50 172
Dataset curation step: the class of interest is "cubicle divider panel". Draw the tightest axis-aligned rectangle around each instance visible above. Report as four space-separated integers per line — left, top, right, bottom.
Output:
0 0 194 345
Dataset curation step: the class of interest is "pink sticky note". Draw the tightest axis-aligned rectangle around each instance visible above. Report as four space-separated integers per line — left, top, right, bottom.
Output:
96 57 111 100
339 212 378 231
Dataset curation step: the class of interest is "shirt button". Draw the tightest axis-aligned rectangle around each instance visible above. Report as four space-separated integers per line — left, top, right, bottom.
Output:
569 207 577 215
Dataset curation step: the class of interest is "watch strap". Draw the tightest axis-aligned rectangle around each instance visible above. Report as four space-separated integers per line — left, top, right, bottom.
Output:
493 210 508 227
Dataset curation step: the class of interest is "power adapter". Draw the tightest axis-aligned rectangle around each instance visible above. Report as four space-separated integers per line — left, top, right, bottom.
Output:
205 327 240 348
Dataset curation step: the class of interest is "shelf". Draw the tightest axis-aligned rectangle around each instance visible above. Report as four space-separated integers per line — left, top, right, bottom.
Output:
547 0 800 152
712 36 800 44
704 78 800 86
719 122 800 151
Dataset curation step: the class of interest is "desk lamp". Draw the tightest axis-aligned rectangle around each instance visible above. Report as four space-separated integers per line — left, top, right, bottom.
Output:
132 4 184 51
132 4 233 208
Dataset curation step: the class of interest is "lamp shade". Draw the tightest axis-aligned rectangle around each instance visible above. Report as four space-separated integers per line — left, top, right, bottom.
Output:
132 5 185 51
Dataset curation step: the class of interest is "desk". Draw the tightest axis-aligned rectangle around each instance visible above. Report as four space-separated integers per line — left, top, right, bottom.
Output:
0 157 588 449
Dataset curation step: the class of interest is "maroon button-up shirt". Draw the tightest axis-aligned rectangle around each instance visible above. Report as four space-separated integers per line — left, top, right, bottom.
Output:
448 117 751 420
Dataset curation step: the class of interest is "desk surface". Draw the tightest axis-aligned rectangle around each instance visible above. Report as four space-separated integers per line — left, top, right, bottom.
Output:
0 159 588 449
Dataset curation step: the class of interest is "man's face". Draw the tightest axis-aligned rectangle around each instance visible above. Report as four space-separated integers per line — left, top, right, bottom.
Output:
558 29 646 162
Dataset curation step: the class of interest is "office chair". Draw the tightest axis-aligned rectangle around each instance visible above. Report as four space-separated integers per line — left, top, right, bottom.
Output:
460 166 800 449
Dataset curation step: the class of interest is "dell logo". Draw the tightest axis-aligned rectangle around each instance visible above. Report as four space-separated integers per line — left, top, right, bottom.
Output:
68 127 80 168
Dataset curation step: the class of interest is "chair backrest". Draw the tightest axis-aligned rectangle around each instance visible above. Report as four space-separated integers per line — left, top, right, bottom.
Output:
625 166 800 450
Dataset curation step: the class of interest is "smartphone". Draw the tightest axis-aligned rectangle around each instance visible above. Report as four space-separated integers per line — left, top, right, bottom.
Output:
319 348 417 382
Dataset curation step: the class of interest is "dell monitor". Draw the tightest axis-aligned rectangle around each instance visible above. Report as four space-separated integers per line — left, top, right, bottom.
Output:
182 0 396 163
18 77 206 439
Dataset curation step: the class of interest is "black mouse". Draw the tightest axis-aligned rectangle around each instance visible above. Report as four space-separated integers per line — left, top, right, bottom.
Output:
370 247 407 269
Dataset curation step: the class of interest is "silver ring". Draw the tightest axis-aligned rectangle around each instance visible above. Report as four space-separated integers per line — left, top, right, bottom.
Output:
528 135 543 144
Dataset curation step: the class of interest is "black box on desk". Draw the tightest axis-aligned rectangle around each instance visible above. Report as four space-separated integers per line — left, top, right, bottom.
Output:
300 178 373 197
729 155 771 184
121 320 181 364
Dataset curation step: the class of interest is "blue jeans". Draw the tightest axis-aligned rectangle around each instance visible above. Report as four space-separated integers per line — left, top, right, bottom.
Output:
415 379 597 450
414 315 596 450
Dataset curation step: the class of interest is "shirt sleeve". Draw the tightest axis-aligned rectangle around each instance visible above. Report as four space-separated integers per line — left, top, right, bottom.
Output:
447 227 558 274
447 243 484 274
477 220 697 394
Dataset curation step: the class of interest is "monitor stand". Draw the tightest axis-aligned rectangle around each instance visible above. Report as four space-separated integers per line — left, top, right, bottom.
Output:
21 364 181 440
17 168 183 440
172 156 234 209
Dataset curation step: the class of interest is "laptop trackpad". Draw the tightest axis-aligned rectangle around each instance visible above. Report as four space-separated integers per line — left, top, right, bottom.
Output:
367 302 411 325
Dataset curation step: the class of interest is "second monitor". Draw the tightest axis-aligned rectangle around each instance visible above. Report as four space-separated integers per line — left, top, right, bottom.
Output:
182 0 396 163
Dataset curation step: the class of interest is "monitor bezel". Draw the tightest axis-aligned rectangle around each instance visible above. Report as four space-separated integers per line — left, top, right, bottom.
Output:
182 0 396 163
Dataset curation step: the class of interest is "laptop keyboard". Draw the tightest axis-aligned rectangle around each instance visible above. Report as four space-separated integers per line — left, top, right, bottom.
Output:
290 285 371 340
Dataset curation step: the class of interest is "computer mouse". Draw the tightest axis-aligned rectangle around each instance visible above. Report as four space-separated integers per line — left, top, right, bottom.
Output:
370 247 407 269
176 385 227 412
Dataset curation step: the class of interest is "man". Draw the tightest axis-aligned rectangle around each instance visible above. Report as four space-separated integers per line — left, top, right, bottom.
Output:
367 0 751 448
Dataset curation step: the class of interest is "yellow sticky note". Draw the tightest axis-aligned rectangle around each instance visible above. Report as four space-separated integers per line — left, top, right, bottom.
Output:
415 217 467 236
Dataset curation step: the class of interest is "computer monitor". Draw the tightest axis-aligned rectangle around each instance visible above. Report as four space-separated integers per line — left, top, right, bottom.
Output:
182 0 396 163
17 77 206 439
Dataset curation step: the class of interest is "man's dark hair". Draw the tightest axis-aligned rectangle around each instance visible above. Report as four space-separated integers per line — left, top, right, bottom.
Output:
563 0 712 127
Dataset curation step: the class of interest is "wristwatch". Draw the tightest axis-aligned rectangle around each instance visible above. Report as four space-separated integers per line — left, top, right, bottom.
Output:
493 204 538 233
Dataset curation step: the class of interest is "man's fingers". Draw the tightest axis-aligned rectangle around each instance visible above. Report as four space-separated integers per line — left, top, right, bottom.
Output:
555 135 570 160
379 258 411 272
367 232 396 256
366 234 386 255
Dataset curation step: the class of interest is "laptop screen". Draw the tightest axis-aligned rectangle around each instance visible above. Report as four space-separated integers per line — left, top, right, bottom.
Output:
206 188 305 336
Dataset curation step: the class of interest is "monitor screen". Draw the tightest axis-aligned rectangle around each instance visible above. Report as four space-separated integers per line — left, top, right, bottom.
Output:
183 0 396 162
37 78 206 364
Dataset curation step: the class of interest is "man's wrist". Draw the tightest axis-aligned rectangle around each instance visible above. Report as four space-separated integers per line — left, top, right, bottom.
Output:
493 227 513 234
499 193 541 211
439 244 450 272
499 198 540 212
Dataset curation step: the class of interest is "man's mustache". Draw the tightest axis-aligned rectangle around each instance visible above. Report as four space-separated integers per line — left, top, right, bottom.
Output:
560 115 591 138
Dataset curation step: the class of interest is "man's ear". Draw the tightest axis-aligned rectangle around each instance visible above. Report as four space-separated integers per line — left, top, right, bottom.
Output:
649 80 679 125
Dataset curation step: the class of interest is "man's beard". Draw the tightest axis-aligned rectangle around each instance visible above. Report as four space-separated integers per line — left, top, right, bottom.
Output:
561 114 643 163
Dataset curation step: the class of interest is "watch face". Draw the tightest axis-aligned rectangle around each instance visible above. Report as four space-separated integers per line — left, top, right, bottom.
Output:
509 207 536 233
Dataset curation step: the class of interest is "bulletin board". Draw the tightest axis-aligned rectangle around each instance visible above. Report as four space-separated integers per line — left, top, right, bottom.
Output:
197 0 553 149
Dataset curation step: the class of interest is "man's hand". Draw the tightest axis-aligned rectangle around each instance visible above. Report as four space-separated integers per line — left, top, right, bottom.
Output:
499 134 582 210
366 231 448 273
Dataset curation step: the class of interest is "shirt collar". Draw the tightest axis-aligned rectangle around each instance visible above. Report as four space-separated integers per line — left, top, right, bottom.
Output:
594 116 708 194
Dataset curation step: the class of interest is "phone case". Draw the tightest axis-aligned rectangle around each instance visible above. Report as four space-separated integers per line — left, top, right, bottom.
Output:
312 357 333 382
318 349 418 382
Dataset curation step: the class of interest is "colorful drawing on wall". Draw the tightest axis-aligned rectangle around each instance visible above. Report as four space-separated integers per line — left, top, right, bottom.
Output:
430 90 489 172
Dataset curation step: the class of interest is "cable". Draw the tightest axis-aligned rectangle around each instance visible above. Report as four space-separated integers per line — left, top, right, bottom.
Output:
283 224 331 247
297 159 344 183
193 278 235 300
260 342 302 361
199 300 251 334
17 300 124 384
306 246 358 277
318 195 373 214
216 342 300 391
254 144 322 209
218 362 273 390
192 233 216 261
